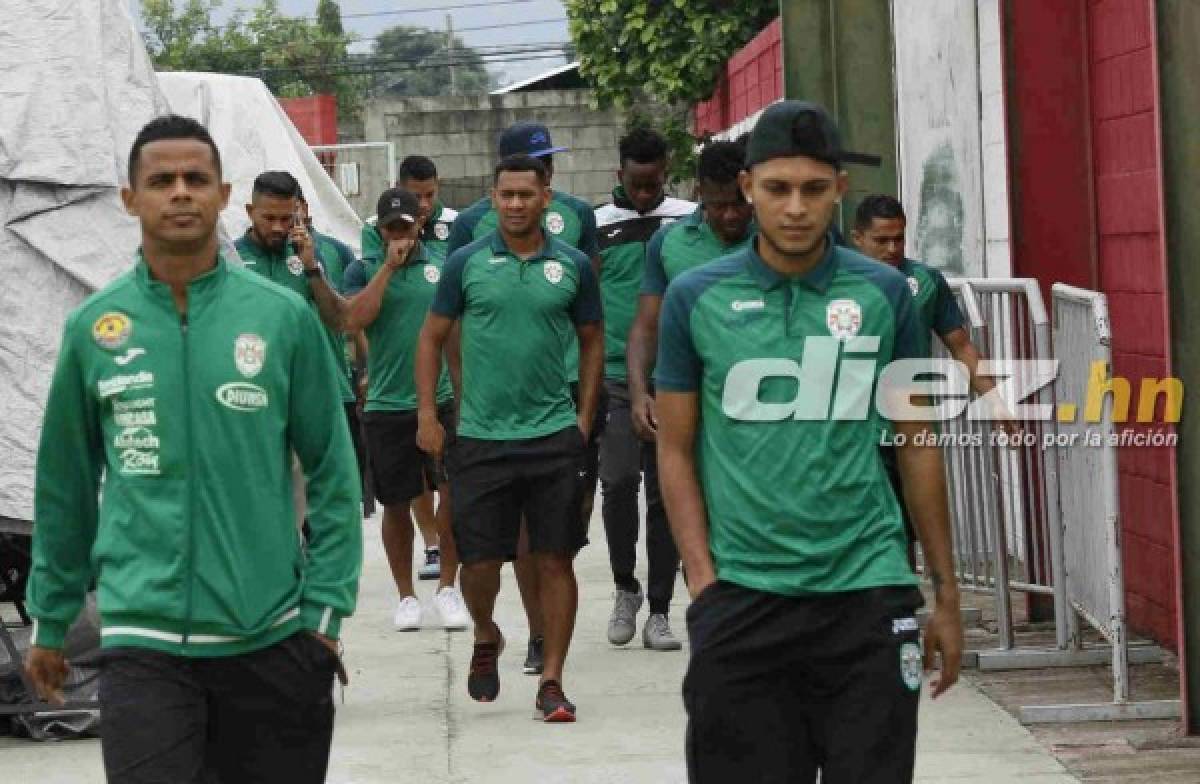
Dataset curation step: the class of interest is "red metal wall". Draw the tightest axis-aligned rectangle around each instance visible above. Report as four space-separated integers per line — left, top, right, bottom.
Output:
1087 0 1176 647
279 94 338 146
693 17 783 137
1007 0 1176 646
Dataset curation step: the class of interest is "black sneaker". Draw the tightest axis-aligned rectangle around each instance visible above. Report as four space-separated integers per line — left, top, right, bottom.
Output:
534 680 576 723
523 635 544 675
467 630 504 702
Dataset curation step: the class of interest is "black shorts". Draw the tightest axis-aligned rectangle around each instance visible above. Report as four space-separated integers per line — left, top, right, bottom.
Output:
446 426 588 564
684 582 924 783
570 381 607 491
363 405 454 507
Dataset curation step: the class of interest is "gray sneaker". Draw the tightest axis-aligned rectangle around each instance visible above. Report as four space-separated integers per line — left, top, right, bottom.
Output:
607 587 644 646
642 613 682 651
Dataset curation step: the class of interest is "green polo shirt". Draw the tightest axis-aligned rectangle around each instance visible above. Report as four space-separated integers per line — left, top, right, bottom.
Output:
432 232 603 440
361 204 458 266
595 188 696 381
897 258 964 347
234 232 353 403
447 191 599 382
641 207 754 297
655 236 922 596
343 244 453 412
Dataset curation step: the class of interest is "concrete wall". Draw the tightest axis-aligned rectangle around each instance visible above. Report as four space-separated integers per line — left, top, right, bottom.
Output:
364 90 626 211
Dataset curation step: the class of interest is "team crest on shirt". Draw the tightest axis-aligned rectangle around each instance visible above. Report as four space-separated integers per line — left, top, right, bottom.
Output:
286 255 305 276
545 211 565 235
92 312 132 350
900 642 923 691
234 333 267 379
424 264 441 284
433 222 450 241
544 260 564 284
825 298 863 341
907 276 920 296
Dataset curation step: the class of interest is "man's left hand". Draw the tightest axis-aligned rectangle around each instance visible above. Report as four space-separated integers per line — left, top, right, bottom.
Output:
923 595 963 699
309 632 349 685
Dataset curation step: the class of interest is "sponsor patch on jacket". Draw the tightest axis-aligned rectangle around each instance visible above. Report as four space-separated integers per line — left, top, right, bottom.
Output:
119 448 160 476
433 222 450 241
544 260 564 284
216 382 269 411
545 211 565 235
892 617 919 634
423 265 441 284
93 312 132 350
286 255 305 276
98 372 154 398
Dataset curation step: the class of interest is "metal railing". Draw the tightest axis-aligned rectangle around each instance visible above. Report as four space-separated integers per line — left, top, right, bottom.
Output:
939 278 1069 653
1014 284 1181 723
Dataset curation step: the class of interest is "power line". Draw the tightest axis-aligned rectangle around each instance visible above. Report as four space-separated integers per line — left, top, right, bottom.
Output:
243 51 570 78
335 0 542 21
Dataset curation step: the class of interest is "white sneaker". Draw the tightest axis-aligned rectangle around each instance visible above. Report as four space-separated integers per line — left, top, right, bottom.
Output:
432 586 469 630
393 596 422 631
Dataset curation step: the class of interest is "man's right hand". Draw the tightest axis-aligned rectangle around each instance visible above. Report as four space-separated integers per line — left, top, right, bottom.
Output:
631 391 658 442
25 646 69 706
385 238 414 271
416 410 445 458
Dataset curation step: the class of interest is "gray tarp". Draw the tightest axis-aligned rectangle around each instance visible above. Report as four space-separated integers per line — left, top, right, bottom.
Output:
0 6 364 522
0 0 169 521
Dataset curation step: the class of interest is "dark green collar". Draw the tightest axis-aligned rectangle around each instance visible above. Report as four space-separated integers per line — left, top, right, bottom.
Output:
745 234 838 293
489 230 557 261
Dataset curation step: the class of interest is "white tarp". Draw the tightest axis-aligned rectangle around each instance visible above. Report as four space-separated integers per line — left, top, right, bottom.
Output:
0 10 363 522
0 0 170 521
156 72 363 254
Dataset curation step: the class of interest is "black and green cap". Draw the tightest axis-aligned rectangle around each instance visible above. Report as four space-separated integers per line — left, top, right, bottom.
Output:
745 101 881 169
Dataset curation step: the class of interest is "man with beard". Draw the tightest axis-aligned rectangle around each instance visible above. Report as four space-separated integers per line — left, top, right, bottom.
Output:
416 154 603 723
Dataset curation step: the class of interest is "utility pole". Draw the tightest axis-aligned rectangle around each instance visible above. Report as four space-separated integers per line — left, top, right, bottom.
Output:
446 14 457 96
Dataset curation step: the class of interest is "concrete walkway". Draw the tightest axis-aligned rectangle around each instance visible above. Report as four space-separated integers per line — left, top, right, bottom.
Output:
1 510 1077 783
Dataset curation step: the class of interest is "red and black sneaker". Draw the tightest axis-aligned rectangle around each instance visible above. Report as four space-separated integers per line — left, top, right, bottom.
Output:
467 630 504 702
534 679 577 723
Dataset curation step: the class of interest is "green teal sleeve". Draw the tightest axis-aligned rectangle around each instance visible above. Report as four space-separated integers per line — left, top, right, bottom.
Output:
640 225 670 296
577 201 599 258
360 223 382 263
654 275 703 392
445 206 478 257
570 251 604 324
26 314 104 649
288 304 363 640
342 260 368 295
431 248 468 318
931 268 965 336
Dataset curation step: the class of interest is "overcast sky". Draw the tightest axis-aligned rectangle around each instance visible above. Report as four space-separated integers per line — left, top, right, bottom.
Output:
128 0 572 86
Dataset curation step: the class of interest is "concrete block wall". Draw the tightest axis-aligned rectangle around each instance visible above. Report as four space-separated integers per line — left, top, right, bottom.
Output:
364 90 628 210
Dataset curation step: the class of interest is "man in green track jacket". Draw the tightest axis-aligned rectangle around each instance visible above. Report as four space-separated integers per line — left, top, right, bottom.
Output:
24 115 363 783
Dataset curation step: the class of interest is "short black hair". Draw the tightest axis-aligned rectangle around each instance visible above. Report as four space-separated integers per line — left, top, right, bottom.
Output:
854 193 906 231
398 155 438 183
252 170 301 201
696 139 745 185
493 154 549 185
619 127 669 166
128 114 222 184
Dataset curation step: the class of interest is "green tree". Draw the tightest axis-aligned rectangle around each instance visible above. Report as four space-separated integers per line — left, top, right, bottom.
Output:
368 25 490 97
565 0 777 180
141 0 365 121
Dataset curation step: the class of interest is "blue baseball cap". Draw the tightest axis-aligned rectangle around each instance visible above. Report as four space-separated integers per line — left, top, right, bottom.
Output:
498 122 568 158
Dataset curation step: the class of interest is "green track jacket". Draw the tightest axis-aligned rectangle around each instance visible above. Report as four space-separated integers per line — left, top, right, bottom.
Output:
26 253 363 656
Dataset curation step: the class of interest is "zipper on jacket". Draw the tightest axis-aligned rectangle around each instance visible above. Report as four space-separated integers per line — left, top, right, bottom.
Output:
180 311 197 646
